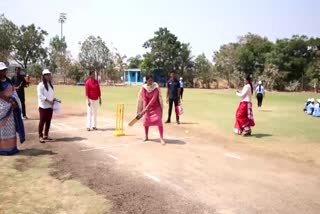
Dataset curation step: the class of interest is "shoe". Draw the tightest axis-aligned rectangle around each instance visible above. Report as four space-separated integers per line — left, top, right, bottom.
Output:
242 129 252 137
39 137 45 144
92 127 98 130
87 128 91 131
144 138 149 142
177 121 180 125
23 116 28 120
43 136 53 141
165 120 171 124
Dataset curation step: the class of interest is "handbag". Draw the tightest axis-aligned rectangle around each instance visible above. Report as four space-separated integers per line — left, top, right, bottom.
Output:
175 103 183 116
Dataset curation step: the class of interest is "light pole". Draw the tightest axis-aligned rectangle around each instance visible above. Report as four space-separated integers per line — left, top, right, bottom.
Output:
58 13 67 40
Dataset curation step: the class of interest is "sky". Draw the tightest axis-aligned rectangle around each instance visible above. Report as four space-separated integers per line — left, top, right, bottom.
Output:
1 0 320 61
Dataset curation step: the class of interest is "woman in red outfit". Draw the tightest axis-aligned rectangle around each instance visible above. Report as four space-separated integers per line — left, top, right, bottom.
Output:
234 75 255 136
85 71 101 131
137 75 165 145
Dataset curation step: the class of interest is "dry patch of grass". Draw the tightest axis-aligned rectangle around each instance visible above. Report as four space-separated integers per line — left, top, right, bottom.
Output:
0 155 112 214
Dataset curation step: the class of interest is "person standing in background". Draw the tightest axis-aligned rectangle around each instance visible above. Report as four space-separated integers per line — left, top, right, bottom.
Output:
85 71 101 131
179 77 184 100
11 67 28 119
25 74 30 87
166 71 181 124
37 69 55 144
255 81 265 108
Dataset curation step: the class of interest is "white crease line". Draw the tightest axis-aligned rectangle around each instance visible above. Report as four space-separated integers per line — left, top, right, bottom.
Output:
108 154 119 160
144 172 161 183
80 147 107 152
55 122 73 129
50 123 63 130
79 142 146 152
224 153 243 160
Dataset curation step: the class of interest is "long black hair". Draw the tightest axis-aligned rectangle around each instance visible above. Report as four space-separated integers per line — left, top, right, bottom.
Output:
245 75 253 94
42 75 54 91
145 75 153 81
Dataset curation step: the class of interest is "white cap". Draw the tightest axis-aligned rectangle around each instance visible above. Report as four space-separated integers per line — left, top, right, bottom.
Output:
310 98 315 102
258 81 262 85
307 98 311 102
0 62 8 70
42 69 51 75
180 77 183 80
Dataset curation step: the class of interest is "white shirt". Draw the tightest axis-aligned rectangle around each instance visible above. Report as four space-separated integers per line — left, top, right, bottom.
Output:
256 85 265 94
236 84 252 102
37 82 54 109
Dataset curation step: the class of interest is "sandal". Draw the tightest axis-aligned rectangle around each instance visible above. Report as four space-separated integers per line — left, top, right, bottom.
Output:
39 137 45 144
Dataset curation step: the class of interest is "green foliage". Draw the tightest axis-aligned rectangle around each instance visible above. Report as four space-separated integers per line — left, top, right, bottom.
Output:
214 33 320 91
79 36 110 73
28 64 43 80
14 24 48 68
128 55 143 69
142 27 186 77
49 36 68 73
235 33 273 76
0 14 18 62
67 63 85 82
195 53 214 88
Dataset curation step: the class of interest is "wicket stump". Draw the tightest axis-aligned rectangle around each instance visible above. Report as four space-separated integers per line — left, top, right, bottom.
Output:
113 104 125 136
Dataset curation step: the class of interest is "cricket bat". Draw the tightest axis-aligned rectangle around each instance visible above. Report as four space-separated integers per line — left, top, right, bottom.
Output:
128 112 145 127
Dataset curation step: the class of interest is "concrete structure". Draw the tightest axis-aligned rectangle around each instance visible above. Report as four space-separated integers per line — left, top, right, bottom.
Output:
124 69 144 85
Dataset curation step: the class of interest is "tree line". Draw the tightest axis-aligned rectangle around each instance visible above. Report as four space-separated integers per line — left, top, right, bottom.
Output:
1 14 319 91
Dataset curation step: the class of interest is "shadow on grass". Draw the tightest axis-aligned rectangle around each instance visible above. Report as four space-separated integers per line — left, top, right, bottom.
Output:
148 139 186 145
180 122 199 125
95 128 115 132
53 137 87 142
251 133 273 138
18 148 57 156
258 109 273 112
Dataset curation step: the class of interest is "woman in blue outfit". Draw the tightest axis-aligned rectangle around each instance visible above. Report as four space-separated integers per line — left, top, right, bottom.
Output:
0 62 25 155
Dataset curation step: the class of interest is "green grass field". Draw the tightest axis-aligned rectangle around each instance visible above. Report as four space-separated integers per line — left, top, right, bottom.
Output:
25 85 320 144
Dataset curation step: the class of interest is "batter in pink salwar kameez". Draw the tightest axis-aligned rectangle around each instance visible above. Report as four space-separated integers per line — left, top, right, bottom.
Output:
137 76 165 145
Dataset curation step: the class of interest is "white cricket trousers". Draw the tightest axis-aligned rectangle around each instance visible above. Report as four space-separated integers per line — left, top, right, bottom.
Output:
87 99 99 128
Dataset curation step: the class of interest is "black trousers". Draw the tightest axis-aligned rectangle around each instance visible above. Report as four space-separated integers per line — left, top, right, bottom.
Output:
18 93 26 117
38 108 53 138
257 93 263 107
180 88 184 100
168 99 179 122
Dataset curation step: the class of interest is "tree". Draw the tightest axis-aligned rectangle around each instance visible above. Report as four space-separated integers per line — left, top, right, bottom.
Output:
266 35 310 90
67 63 85 82
128 55 143 69
48 35 70 82
195 53 214 88
0 15 18 62
79 36 110 77
28 64 43 82
214 43 239 87
235 33 273 77
306 37 320 92
13 24 48 69
259 64 286 90
177 43 194 85
142 27 183 77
